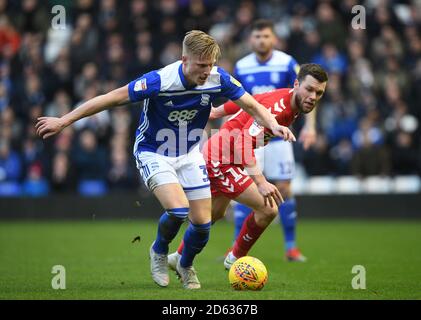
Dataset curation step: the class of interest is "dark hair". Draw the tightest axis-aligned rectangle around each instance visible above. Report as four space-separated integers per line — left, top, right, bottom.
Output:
297 63 328 83
251 19 275 32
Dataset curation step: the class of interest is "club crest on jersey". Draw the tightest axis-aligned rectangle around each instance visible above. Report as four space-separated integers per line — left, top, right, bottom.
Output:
248 120 264 137
200 94 210 106
134 78 147 91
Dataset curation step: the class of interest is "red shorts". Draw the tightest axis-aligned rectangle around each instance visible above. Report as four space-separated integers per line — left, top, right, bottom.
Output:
206 161 254 199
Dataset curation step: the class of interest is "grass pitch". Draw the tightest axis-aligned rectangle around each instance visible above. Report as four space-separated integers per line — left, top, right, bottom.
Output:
1 219 420 300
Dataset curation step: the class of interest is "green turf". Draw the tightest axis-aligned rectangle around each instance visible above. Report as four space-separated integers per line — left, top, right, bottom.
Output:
0 219 420 300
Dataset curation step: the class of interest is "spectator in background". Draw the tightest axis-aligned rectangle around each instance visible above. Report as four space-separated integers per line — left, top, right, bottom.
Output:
14 0 49 34
103 33 127 83
319 75 359 147
286 11 319 63
50 151 76 193
73 129 108 181
98 0 121 35
181 0 211 33
312 43 347 76
315 2 347 50
22 74 45 109
159 41 182 66
128 0 152 36
390 131 418 175
43 49 74 100
74 62 99 100
44 90 72 118
0 62 12 99
54 127 74 155
302 134 334 176
0 139 21 182
107 146 137 191
409 59 421 123
21 137 43 175
384 98 419 175
0 81 9 111
346 40 375 98
70 13 98 73
0 15 21 57
330 138 354 175
230 0 256 46
404 25 421 70
351 118 391 177
371 25 404 64
131 42 158 79
72 0 96 19
0 107 22 145
22 161 49 196
367 4 402 40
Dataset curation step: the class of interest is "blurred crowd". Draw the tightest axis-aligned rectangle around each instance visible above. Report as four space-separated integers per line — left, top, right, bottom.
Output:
0 0 420 196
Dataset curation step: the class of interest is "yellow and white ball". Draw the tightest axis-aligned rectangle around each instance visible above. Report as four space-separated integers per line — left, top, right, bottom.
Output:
229 256 268 291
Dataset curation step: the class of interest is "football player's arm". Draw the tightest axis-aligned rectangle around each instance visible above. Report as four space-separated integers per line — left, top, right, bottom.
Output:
233 92 296 142
245 160 283 207
36 85 129 139
209 100 241 120
299 110 317 150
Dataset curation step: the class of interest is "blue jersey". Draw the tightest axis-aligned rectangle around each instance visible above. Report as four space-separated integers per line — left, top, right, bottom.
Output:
233 50 299 95
128 61 245 157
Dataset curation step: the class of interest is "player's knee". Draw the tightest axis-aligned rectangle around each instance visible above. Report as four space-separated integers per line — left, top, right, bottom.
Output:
257 204 278 221
254 205 277 226
267 205 278 219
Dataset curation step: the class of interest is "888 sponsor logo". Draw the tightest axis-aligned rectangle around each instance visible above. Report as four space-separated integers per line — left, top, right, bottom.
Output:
168 109 199 126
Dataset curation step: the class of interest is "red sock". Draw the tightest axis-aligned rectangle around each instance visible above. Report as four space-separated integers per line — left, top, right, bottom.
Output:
177 240 184 254
232 212 265 258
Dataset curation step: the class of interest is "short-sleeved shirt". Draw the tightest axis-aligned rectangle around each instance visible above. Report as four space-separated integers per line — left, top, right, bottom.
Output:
233 50 299 95
203 88 298 167
128 60 245 157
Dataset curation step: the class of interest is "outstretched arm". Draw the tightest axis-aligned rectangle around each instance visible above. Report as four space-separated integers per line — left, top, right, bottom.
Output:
36 85 129 139
233 92 296 142
209 100 241 120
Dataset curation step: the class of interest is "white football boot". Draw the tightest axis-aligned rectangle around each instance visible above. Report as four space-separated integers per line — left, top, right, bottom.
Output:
224 251 238 270
175 260 201 290
149 242 169 287
168 251 181 271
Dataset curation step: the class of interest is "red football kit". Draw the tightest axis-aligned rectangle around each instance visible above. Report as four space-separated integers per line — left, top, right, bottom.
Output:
203 88 299 198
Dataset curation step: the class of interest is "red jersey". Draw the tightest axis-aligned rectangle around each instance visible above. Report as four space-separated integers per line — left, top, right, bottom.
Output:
203 88 298 167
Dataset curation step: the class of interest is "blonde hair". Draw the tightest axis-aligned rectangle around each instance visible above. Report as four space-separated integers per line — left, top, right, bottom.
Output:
182 30 221 61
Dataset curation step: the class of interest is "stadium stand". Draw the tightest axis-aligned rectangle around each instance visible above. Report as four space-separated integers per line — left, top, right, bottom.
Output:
0 0 420 196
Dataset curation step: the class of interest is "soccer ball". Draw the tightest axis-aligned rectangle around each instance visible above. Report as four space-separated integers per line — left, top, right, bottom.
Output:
228 256 268 291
